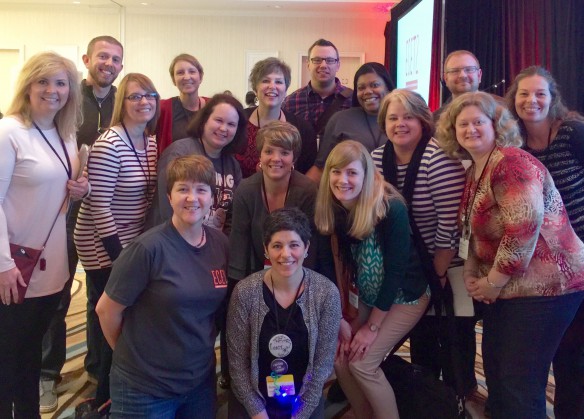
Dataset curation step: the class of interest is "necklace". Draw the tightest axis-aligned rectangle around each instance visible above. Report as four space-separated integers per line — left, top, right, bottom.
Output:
197 138 227 212
33 122 72 180
194 226 206 248
363 108 384 148
256 108 283 129
261 171 292 213
270 269 305 335
463 146 496 230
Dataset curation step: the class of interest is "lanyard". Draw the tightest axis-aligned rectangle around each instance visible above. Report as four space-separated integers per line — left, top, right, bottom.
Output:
463 146 496 229
270 269 305 336
197 138 226 211
261 171 292 214
33 122 72 180
121 122 152 200
363 108 384 148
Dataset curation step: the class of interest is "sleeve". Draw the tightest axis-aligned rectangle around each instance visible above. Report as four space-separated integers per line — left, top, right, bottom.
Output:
228 184 252 280
155 99 172 156
375 200 411 310
297 180 318 270
490 155 543 275
105 240 152 307
86 135 123 260
565 121 584 166
222 158 243 236
0 124 17 272
313 112 342 168
426 147 466 249
294 280 342 419
226 282 266 416
371 145 385 176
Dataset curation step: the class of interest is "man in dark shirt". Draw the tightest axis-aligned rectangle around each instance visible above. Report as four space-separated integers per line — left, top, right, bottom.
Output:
39 35 124 415
282 39 352 151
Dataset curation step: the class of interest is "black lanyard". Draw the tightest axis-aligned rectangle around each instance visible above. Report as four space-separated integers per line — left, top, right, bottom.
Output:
121 122 152 199
363 108 384 148
270 269 305 336
261 171 292 214
463 146 496 229
198 138 227 211
33 122 72 180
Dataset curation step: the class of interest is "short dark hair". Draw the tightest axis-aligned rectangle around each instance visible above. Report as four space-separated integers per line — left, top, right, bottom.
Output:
166 155 216 194
263 207 312 247
249 57 292 91
86 36 123 56
186 93 248 155
351 62 395 107
308 38 339 60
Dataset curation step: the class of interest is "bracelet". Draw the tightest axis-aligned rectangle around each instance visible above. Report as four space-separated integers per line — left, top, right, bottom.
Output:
486 276 504 289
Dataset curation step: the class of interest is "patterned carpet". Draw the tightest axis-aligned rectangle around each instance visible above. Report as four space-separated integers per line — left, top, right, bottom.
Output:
41 269 557 418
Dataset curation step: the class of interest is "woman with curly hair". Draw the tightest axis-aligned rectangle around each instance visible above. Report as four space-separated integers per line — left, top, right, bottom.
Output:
436 91 584 419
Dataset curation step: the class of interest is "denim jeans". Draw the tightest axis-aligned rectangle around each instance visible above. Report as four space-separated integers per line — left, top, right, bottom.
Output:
109 366 216 419
482 291 584 419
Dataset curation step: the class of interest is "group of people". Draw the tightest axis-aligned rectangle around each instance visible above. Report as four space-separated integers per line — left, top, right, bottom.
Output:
0 32 583 419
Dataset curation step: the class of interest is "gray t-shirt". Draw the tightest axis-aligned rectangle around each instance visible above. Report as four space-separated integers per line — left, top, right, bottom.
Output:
106 221 228 397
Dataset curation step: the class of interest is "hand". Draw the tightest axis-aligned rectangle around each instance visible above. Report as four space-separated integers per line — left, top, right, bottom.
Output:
251 410 269 419
67 176 89 201
0 267 26 305
468 277 502 304
335 318 353 362
348 323 378 362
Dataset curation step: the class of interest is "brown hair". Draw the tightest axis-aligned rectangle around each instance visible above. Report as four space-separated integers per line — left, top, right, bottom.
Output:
166 155 215 194
110 73 160 135
256 121 302 163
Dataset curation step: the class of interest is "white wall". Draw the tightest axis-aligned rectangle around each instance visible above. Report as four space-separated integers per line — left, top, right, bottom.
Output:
0 4 388 109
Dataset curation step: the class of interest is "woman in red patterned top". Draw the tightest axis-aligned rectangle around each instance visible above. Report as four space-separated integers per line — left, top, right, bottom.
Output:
437 91 584 419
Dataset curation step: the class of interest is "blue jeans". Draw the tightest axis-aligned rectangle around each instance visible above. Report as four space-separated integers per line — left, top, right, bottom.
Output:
482 291 584 419
109 366 216 419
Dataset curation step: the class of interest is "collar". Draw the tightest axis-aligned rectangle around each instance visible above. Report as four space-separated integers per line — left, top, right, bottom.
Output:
306 77 346 98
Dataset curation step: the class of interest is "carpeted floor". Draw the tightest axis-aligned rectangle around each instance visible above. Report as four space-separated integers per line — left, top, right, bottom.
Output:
41 269 557 418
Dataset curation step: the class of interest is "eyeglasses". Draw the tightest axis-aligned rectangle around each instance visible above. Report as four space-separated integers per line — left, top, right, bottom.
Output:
445 66 480 75
125 92 158 102
310 57 339 65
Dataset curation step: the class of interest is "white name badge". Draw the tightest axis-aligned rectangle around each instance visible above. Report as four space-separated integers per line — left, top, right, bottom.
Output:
459 236 469 260
349 289 359 309
269 334 293 358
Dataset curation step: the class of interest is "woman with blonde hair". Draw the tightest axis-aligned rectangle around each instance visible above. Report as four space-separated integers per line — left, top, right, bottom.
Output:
436 91 584 418
315 140 429 419
157 53 209 155
74 72 159 415
0 51 87 416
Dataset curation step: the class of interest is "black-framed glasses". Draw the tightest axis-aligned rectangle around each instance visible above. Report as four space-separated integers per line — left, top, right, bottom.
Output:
125 92 158 102
444 66 480 75
310 57 339 65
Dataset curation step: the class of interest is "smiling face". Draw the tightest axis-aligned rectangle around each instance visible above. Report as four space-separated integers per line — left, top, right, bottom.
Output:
443 53 482 97
28 70 70 120
169 179 213 229
260 143 294 182
356 72 390 115
265 230 309 279
201 102 239 157
122 81 157 126
173 60 203 96
255 71 287 110
308 45 340 88
514 75 552 124
83 41 123 88
385 99 423 152
329 159 365 210
455 105 496 160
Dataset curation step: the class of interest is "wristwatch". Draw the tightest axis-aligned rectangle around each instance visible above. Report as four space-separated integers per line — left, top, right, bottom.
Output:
368 322 380 333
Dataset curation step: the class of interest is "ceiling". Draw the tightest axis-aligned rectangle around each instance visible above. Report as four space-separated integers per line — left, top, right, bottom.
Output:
0 0 398 18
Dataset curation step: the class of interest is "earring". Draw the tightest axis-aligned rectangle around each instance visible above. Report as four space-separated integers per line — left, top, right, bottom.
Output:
291 164 295 172
264 252 269 259
304 252 308 258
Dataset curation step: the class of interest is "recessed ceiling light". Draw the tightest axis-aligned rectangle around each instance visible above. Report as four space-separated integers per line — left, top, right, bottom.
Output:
73 1 80 4
141 2 148 5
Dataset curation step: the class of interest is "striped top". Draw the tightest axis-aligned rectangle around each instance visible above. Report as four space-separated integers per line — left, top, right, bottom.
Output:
524 120 584 241
74 127 157 270
371 138 466 266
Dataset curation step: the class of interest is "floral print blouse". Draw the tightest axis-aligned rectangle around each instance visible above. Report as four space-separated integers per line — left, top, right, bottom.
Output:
460 146 584 298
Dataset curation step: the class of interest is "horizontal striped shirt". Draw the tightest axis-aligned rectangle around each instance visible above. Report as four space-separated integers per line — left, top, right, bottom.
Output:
371 138 466 266
525 120 584 241
74 127 157 270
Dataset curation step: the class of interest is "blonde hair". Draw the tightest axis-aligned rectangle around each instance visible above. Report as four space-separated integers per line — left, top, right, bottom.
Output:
315 140 403 240
436 92 521 159
378 89 434 139
6 51 81 141
110 73 160 135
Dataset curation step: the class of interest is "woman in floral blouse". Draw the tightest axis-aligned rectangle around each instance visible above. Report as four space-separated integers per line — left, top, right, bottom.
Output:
437 91 584 419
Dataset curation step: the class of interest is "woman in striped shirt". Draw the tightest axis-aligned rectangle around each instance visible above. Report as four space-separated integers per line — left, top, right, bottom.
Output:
371 89 476 396
506 66 584 419
74 73 159 415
